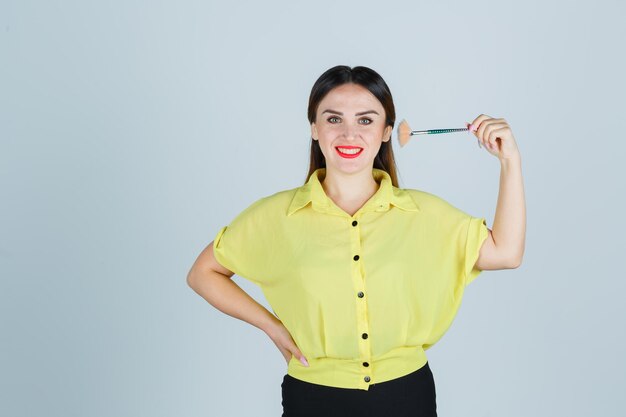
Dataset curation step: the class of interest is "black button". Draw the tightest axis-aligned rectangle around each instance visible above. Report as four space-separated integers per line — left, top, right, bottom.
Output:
353 255 360 261
357 291 364 298
362 333 368 339
352 220 358 226
364 376 371 383
363 362 369 367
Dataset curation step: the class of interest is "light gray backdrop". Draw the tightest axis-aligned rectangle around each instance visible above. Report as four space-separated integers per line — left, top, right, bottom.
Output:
2 1 624 416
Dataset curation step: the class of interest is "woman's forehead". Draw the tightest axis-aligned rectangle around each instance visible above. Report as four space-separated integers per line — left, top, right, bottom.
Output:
319 84 383 111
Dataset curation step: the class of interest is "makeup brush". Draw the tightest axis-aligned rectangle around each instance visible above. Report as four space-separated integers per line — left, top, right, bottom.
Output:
397 119 481 148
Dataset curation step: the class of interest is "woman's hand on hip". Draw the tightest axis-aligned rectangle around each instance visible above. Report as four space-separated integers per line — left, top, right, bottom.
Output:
265 319 309 367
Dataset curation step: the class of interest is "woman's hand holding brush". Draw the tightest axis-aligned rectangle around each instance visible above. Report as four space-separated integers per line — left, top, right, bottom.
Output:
466 114 520 161
397 113 520 162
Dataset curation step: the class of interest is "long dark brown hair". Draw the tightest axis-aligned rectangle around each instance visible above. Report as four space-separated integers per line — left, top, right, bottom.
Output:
305 65 401 186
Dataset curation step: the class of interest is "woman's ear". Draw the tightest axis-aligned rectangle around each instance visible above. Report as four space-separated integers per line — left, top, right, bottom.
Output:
311 123 318 140
382 125 392 142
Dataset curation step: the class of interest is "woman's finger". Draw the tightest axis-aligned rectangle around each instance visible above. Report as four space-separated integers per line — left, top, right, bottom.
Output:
472 116 507 150
278 332 309 367
290 345 308 366
470 114 493 133
483 122 508 148
489 127 510 151
469 115 492 147
476 117 500 141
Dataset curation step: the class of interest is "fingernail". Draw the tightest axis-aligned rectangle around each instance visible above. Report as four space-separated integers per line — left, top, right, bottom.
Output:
300 357 309 367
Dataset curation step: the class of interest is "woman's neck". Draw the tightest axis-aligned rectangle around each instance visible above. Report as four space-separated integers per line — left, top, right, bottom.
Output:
320 167 380 210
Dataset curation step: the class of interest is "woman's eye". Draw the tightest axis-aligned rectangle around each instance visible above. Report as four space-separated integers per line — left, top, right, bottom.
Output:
326 116 372 124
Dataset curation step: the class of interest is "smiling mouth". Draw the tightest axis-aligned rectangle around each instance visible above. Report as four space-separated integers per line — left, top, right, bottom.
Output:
335 146 364 158
335 146 363 155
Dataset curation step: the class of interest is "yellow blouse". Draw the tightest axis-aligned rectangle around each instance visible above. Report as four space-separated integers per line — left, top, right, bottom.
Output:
213 167 489 391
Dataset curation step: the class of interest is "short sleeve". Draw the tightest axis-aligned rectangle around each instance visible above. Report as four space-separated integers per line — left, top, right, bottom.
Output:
424 191 490 287
463 216 490 286
212 198 273 286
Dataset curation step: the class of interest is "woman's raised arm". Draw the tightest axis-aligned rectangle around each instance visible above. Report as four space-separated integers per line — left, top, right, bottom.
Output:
469 114 526 270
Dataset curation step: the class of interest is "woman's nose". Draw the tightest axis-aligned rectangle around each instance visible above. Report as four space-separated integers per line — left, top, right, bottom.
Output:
340 122 359 138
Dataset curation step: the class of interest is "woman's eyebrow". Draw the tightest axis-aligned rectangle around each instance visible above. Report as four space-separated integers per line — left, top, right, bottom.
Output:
321 109 379 116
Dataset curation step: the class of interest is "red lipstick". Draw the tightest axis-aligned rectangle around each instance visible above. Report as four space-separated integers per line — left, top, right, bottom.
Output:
335 146 363 159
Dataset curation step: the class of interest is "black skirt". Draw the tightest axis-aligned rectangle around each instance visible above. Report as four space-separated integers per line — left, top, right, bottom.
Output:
281 361 437 417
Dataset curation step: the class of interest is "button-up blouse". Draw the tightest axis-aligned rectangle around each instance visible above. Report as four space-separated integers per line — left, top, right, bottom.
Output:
213 167 489 390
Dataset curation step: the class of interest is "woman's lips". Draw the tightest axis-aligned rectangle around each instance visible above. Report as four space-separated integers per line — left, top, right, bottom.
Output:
335 146 363 159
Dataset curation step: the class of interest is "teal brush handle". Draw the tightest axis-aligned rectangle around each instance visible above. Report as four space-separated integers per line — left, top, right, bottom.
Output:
411 126 482 148
410 127 469 135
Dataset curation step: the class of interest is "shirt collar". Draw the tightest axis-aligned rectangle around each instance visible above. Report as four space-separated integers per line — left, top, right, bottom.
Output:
287 167 420 217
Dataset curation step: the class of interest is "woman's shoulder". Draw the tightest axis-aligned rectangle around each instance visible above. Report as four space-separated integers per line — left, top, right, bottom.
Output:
234 187 300 218
402 188 449 208
402 188 471 220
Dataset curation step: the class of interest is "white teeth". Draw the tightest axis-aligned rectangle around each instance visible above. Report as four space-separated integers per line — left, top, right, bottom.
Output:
337 147 362 155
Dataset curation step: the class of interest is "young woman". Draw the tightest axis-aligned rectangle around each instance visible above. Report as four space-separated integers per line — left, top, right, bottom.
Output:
187 65 526 417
